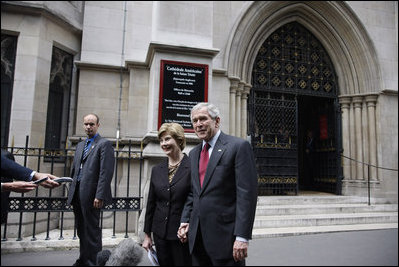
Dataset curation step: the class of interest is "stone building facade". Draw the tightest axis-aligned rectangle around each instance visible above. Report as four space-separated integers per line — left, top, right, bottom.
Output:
1 1 398 236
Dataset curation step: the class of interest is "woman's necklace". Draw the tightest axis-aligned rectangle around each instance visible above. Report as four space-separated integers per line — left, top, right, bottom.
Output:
168 153 184 183
168 153 184 168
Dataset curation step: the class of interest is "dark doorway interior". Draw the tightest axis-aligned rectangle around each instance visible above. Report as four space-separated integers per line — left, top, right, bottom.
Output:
298 95 338 193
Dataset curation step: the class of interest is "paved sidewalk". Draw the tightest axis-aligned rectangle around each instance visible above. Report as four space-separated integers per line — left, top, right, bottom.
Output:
248 229 398 266
1 229 398 266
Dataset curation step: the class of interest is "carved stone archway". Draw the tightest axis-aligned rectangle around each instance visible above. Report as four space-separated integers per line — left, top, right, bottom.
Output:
225 1 382 193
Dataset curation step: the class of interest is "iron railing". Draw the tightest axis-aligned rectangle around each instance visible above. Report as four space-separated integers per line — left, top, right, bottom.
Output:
341 154 398 205
1 136 143 242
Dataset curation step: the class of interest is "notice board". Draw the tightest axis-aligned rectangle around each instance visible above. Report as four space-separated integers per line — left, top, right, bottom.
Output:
158 60 208 132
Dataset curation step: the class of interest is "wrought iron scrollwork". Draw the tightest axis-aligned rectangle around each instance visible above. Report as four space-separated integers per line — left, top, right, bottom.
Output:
8 197 141 212
250 22 339 196
252 22 337 97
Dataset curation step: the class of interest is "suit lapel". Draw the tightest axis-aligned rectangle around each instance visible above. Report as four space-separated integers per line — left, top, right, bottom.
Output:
200 133 226 193
191 144 202 193
158 159 170 187
77 141 84 160
170 155 189 186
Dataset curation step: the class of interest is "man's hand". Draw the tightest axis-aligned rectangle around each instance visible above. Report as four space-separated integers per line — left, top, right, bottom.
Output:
177 223 189 243
2 181 38 193
33 173 60 188
233 240 248 262
93 198 104 209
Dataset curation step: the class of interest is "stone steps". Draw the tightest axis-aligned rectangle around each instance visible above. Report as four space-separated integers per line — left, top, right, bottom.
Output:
252 195 398 238
256 195 392 205
255 203 398 216
254 212 398 228
252 223 398 238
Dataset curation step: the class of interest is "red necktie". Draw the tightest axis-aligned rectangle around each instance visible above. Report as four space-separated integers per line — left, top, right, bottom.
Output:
199 143 210 187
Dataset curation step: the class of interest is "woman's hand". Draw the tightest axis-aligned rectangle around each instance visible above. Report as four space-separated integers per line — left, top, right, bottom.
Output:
142 233 153 251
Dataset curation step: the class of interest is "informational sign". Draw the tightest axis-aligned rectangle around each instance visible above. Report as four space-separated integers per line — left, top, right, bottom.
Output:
158 60 208 132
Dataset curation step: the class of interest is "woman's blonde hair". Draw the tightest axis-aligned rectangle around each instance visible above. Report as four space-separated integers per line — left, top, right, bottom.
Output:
158 123 186 151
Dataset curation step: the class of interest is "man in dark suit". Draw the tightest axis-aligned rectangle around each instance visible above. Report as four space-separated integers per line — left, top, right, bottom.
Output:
67 113 115 266
178 103 258 266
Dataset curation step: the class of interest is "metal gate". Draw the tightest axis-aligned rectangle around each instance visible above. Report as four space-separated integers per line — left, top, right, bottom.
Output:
249 22 341 195
249 91 298 195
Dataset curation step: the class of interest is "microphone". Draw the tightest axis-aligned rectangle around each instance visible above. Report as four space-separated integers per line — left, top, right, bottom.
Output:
104 238 153 266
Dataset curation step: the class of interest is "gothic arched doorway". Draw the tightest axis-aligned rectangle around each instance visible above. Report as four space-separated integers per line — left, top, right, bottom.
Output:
249 22 342 196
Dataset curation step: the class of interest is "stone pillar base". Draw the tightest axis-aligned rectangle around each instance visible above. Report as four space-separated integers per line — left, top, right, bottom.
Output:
341 179 380 197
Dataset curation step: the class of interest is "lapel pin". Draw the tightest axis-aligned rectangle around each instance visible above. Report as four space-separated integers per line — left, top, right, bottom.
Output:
218 149 222 152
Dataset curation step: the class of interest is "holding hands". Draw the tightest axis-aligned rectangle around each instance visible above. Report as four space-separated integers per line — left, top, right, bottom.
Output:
177 223 189 243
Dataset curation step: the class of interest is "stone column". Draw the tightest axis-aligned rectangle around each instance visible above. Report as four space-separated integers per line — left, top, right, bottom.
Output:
353 96 364 180
235 82 244 137
362 100 369 180
229 77 239 136
339 96 351 180
349 100 357 179
366 95 378 180
241 84 251 139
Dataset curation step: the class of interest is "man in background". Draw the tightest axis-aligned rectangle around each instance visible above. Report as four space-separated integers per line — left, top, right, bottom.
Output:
67 114 115 266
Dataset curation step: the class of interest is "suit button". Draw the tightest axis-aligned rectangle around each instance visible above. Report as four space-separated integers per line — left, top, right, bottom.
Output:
165 217 168 221
166 202 169 206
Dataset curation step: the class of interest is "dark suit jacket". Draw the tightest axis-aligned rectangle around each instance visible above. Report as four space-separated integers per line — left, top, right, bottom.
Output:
181 132 258 260
67 134 115 207
144 154 191 240
1 154 33 182
1 150 22 224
